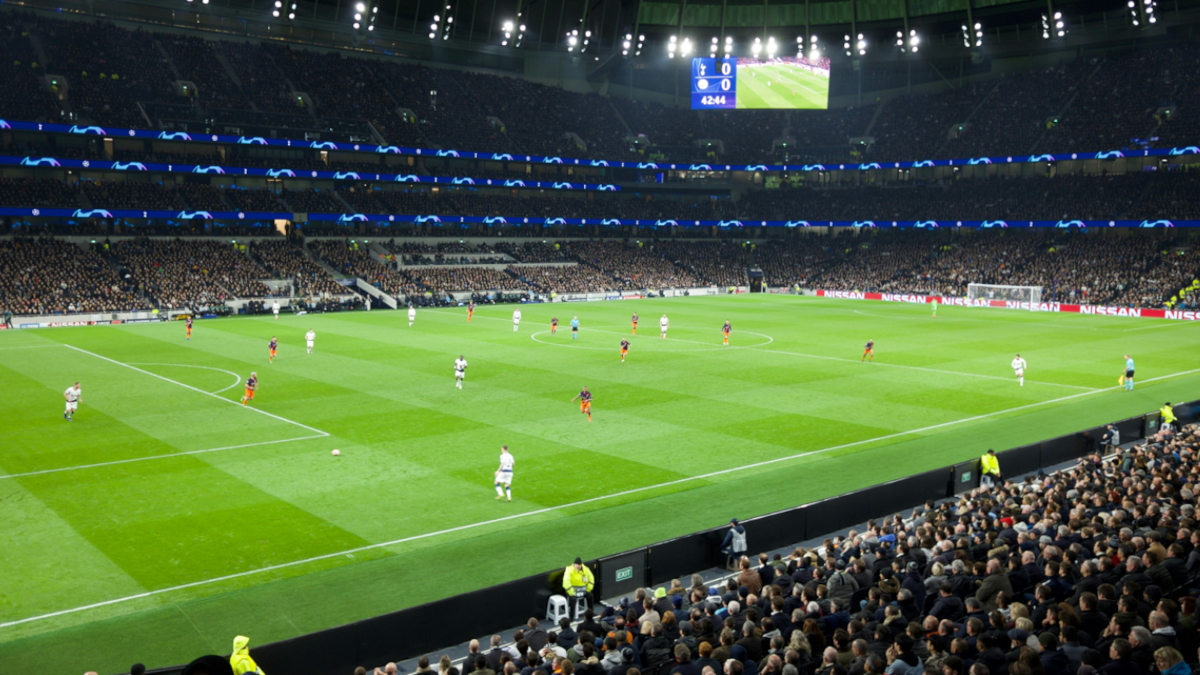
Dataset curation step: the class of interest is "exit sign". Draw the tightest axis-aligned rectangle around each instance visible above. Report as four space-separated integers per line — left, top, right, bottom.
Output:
615 566 633 582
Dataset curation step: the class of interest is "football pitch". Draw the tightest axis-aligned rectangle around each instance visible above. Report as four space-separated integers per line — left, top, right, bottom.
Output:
737 63 829 109
2 294 1199 673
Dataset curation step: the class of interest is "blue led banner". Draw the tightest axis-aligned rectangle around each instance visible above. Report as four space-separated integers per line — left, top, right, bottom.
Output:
0 206 1190 229
2 118 1196 174
0 156 619 192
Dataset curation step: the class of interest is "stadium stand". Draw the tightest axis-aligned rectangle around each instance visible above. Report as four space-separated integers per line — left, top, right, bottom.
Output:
4 6 1200 673
3 11 1200 162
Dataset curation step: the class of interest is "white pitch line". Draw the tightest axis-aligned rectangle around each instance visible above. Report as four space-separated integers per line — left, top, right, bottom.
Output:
0 344 63 350
1123 321 1197 332
435 307 1096 391
129 362 242 394
0 434 329 480
9 365 1200 628
64 344 328 436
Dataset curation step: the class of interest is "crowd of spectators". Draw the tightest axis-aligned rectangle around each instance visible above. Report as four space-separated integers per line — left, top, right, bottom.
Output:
510 421 1199 675
3 228 1198 312
307 239 422 298
508 263 627 294
0 177 82 208
110 238 273 309
10 170 1200 225
4 10 1200 166
248 239 346 297
0 237 142 313
405 266 525 297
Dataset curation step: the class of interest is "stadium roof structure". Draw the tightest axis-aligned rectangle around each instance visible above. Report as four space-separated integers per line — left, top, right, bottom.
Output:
34 0 1200 61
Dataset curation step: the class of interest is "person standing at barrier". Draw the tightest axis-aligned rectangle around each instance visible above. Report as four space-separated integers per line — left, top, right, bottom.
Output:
563 557 595 615
1101 424 1121 455
720 518 748 570
1160 403 1177 432
980 449 1002 488
230 635 265 675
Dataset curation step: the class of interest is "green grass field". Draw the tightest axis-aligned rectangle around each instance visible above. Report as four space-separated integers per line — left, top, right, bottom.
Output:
2 294 1199 673
737 63 829 109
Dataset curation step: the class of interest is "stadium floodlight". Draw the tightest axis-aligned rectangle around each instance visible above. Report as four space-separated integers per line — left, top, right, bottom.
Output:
809 35 820 60
635 34 644 56
271 0 297 20
566 28 579 52
581 29 591 53
843 34 851 56
667 34 677 58
501 20 513 45
1146 0 1157 23
908 29 919 52
710 37 718 57
723 35 733 57
766 36 777 58
350 1 379 33
856 33 867 56
1054 11 1066 37
961 24 970 47
1041 13 1050 38
625 34 636 56
974 22 983 46
680 37 693 57
751 37 762 58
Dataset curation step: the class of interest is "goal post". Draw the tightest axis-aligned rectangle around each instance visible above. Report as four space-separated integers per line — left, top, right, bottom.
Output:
967 283 1043 306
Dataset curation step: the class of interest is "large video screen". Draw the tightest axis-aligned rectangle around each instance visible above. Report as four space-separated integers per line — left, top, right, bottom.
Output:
690 56 830 110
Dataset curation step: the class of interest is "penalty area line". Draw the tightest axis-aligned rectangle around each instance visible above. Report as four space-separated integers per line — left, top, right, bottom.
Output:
0 434 329 480
9 366 1200 628
64 344 329 436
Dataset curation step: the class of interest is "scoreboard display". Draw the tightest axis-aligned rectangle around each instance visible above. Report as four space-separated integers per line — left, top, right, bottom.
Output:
690 57 736 110
689 56 832 110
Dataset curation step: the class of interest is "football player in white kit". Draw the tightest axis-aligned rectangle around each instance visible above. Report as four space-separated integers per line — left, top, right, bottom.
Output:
408 303 416 327
305 329 316 355
272 300 280 320
494 444 514 501
512 308 522 332
1011 353 1027 387
63 381 81 421
659 313 669 339
454 354 468 390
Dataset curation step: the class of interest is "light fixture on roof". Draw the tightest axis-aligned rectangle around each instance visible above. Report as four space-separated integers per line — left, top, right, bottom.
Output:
723 35 733 57
667 34 677 58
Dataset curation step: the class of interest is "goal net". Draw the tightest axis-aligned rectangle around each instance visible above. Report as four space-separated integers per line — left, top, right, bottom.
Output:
967 283 1042 306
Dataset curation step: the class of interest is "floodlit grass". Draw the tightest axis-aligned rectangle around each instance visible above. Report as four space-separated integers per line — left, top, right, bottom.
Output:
2 294 1198 673
737 63 829 109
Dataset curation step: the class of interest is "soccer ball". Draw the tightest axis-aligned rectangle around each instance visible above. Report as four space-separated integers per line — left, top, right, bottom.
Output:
332 449 341 457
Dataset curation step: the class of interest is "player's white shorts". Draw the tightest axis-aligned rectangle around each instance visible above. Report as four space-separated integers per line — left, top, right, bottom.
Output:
306 340 314 349
1014 369 1024 378
65 401 78 413
455 370 465 380
495 470 512 486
